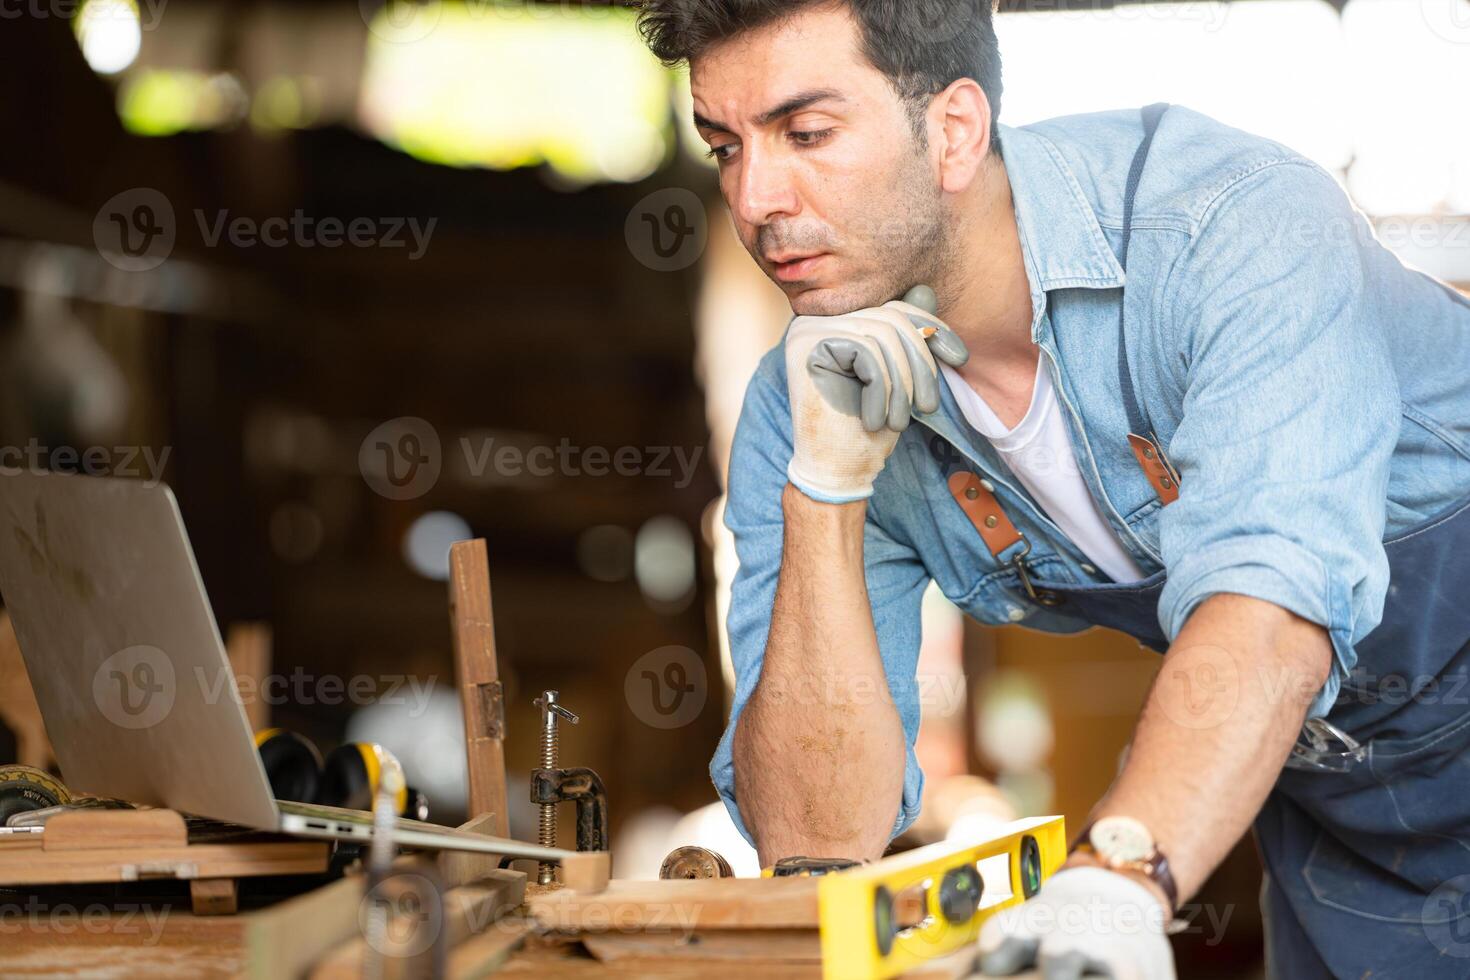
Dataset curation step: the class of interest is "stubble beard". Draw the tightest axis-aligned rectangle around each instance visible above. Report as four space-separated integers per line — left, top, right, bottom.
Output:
765 140 952 318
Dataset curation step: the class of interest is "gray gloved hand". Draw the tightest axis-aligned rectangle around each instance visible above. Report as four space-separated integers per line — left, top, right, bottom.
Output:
784 285 969 502
977 867 1176 980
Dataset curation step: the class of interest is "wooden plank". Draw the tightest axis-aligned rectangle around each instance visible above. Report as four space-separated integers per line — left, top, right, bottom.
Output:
42 809 187 850
583 930 820 963
190 877 240 915
500 934 824 978
447 918 533 978
309 869 526 979
0 937 246 979
0 840 329 885
559 851 610 894
439 813 509 889
225 622 273 732
448 539 510 838
1 809 328 886
525 878 819 932
506 934 1030 978
245 874 366 980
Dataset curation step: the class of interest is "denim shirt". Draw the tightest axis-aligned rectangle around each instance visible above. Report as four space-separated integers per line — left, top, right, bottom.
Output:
713 105 1470 845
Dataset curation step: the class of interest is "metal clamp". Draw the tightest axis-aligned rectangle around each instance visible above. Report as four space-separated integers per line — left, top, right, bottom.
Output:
1284 718 1367 773
1008 536 1065 608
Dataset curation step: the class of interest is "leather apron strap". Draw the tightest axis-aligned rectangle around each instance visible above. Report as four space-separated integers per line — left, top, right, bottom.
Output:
949 104 1177 574
1117 103 1182 505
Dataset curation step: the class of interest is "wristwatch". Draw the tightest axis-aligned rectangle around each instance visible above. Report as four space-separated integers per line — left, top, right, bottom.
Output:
1071 816 1179 916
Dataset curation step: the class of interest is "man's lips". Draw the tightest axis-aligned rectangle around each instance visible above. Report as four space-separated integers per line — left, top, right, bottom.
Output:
769 253 828 283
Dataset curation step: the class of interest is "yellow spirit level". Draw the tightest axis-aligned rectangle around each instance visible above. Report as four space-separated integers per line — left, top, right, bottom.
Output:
817 815 1066 980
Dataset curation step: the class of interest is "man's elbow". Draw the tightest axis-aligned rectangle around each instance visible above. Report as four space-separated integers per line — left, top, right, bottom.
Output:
1252 599 1334 696
1187 592 1334 705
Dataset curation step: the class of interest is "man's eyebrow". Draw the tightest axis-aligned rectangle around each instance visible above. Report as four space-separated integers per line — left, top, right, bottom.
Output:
692 89 847 134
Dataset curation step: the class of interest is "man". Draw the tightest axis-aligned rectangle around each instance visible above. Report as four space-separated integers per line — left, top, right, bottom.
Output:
636 1 1470 976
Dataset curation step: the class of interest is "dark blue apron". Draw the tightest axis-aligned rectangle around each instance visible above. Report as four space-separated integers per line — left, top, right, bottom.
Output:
950 106 1470 977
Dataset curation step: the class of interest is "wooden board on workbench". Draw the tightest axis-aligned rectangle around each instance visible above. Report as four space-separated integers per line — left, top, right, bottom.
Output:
309 868 526 979
583 929 820 963
0 809 329 886
501 932 1017 978
0 871 366 979
525 878 820 932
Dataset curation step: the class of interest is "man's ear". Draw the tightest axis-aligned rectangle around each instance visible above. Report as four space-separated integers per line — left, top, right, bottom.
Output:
929 78 992 195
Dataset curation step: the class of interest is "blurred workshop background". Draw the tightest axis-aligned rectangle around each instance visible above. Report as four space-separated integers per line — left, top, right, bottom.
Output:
1 0 1467 975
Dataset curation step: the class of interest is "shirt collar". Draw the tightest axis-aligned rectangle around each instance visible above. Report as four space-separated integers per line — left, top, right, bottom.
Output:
998 124 1126 314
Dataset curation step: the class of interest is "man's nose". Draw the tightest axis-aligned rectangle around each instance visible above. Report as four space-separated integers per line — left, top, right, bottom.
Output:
733 144 800 228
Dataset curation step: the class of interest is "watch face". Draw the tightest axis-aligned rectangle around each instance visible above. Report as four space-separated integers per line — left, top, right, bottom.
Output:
1090 816 1154 863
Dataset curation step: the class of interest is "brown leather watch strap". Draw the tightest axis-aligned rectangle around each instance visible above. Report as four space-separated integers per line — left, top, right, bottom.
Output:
947 471 1022 558
1070 820 1180 917
1150 851 1180 917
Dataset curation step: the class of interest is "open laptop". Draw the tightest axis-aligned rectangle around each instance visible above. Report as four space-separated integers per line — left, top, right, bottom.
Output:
0 468 560 861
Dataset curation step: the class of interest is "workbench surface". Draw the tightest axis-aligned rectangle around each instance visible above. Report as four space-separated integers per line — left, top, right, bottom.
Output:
0 914 1022 978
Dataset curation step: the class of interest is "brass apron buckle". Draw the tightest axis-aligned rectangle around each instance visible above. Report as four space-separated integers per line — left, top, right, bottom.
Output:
1009 536 1066 608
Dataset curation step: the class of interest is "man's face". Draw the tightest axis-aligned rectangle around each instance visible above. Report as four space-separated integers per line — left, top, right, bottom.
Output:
691 4 948 316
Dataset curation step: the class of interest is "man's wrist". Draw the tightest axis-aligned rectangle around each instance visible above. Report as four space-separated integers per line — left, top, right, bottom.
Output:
1062 849 1173 912
783 481 867 520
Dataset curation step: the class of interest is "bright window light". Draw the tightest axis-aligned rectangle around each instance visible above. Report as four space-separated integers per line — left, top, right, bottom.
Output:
1342 0 1470 215
996 1 1352 173
359 2 673 185
75 0 142 76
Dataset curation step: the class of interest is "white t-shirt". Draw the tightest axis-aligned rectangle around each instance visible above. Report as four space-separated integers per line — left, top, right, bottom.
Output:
939 354 1146 584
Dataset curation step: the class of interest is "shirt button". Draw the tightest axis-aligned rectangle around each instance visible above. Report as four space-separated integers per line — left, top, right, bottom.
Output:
1081 563 1097 574
1007 606 1026 622
980 479 996 493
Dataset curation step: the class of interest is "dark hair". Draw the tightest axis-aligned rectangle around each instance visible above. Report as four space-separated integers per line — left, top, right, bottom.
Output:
636 0 1003 147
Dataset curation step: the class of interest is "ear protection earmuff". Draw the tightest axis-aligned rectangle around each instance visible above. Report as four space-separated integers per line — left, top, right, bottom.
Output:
254 728 323 804
254 730 426 819
317 741 409 814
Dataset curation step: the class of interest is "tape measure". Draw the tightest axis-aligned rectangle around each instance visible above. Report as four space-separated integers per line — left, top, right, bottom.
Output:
762 856 863 878
0 765 71 826
817 815 1066 980
660 846 734 880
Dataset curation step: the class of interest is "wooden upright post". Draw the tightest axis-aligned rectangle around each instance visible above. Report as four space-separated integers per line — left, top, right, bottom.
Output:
448 539 510 838
225 622 273 733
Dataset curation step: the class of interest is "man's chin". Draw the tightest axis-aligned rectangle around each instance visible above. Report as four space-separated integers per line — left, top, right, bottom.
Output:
785 280 896 317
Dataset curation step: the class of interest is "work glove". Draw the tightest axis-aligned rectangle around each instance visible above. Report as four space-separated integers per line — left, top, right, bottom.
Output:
977 866 1176 980
784 285 969 502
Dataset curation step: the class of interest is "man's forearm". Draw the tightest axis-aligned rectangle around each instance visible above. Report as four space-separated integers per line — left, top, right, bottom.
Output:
1072 592 1333 904
731 484 906 866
